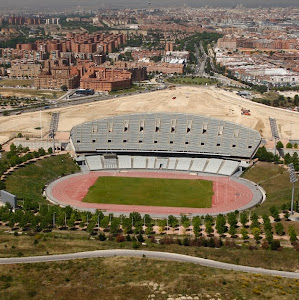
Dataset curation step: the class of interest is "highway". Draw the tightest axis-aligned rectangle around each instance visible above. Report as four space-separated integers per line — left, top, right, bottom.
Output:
0 249 298 279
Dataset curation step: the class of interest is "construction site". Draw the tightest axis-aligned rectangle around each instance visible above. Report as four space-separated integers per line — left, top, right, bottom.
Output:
0 86 298 150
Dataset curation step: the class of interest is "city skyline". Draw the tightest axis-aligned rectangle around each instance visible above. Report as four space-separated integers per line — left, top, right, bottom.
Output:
0 0 299 9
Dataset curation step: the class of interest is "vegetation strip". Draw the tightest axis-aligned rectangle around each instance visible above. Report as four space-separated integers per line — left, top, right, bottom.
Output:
0 249 298 279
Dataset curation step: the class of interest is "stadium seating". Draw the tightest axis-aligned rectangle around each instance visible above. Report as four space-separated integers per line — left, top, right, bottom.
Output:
155 158 168 169
118 156 132 169
133 156 147 169
83 154 241 176
85 155 103 171
70 113 261 159
218 160 240 176
204 159 223 174
147 157 156 169
168 157 177 169
189 158 208 172
176 157 192 171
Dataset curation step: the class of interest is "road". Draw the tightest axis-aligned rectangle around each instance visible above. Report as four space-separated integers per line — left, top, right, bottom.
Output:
194 43 206 76
0 249 298 279
0 84 166 117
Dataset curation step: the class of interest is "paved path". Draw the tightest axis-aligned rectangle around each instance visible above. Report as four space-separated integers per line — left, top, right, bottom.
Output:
0 249 298 279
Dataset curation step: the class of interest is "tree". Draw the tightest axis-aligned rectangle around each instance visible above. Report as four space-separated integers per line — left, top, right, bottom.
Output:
240 212 248 227
288 226 297 243
38 148 46 156
275 222 284 236
269 206 280 221
158 219 166 233
252 227 261 243
168 215 178 227
240 228 249 240
48 147 53 154
110 219 120 236
130 212 141 225
145 224 153 235
61 85 68 91
87 221 96 235
294 143 298 149
255 146 275 162
284 211 289 220
276 141 284 150
228 225 236 237
205 221 213 236
250 213 260 229
286 142 293 149
216 214 226 235
227 212 238 228
262 215 272 232
133 221 142 234
192 216 201 237
181 215 190 228
122 217 132 234
100 216 109 229
0 181 6 190
265 229 273 244
144 214 152 226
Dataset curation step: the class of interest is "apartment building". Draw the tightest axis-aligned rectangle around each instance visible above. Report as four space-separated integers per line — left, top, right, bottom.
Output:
80 67 132 92
10 63 42 78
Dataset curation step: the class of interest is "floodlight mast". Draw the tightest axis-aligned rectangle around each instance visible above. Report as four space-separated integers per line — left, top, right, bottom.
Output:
288 163 298 215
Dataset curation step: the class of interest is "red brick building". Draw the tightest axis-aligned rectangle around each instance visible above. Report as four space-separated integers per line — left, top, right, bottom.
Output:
34 62 80 89
80 67 132 92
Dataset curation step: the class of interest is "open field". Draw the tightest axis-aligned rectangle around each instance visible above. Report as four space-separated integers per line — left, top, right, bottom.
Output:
242 162 299 215
109 84 144 95
4 154 79 203
0 256 298 300
0 230 298 272
0 86 299 143
0 79 34 87
0 87 65 99
167 76 219 85
83 176 213 208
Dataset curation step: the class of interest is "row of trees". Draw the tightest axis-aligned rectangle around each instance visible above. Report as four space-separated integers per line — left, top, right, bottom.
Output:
255 146 299 171
1 201 297 250
276 141 298 150
0 144 53 185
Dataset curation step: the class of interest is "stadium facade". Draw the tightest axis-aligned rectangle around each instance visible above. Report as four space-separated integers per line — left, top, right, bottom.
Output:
69 113 261 177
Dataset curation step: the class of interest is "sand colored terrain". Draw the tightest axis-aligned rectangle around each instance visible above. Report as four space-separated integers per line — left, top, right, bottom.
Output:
0 86 298 144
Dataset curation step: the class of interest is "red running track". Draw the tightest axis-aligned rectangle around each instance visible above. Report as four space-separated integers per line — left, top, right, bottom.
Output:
50 171 253 215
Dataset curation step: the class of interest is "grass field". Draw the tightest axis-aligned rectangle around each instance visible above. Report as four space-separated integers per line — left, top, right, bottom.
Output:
83 177 213 208
0 79 34 87
242 162 299 215
0 87 65 99
109 84 144 96
166 76 219 86
0 256 298 300
5 154 79 203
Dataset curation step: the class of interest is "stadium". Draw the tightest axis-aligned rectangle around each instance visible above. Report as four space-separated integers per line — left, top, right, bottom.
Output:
45 112 265 217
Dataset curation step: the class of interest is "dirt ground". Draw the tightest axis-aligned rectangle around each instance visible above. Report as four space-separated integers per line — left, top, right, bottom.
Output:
0 86 298 144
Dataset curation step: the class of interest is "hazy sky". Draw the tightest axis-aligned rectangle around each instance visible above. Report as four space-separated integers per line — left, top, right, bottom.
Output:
0 0 298 9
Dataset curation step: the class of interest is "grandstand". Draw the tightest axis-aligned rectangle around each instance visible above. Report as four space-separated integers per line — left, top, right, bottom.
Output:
70 113 261 158
70 113 261 177
82 155 242 176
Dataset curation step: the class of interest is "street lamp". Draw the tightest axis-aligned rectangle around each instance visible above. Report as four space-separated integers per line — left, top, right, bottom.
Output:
288 163 298 215
53 212 56 228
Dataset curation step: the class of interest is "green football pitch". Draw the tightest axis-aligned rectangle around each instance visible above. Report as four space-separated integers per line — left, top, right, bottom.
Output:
83 176 213 208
